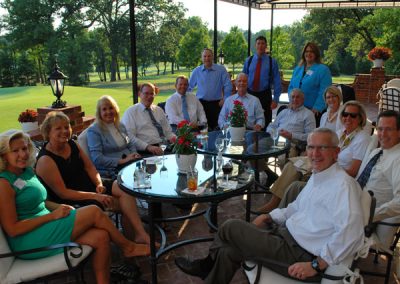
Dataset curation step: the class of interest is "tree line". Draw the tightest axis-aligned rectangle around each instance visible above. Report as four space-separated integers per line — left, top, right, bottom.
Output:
0 0 398 88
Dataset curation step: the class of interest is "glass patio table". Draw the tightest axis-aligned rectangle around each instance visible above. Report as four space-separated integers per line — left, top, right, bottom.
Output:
117 153 254 284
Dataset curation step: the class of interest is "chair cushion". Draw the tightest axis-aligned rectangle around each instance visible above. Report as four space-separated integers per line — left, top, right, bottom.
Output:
0 228 14 283
3 245 92 284
77 128 90 157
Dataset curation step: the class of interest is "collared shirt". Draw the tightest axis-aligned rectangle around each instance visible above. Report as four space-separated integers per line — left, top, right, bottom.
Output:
337 129 370 171
358 143 400 222
267 105 316 142
218 93 265 129
165 92 207 125
288 63 332 112
270 163 364 265
242 53 282 102
121 103 175 151
189 63 232 101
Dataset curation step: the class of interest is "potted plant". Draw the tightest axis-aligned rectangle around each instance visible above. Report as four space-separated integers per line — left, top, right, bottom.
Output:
227 100 248 141
172 120 198 173
368 47 392 68
18 109 39 132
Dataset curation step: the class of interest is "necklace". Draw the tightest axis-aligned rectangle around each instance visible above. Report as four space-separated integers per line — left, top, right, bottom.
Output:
327 110 338 123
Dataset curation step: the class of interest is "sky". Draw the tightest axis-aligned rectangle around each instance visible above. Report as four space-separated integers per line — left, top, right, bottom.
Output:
174 0 308 32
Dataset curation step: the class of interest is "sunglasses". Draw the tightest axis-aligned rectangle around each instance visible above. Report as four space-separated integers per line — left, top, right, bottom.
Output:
341 112 359 119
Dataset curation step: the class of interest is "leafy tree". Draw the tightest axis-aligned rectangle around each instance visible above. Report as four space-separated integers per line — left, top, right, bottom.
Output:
16 51 36 86
177 27 211 72
269 26 295 70
221 26 247 75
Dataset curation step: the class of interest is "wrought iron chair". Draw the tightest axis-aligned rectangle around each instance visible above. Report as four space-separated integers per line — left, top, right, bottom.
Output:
0 225 93 284
377 87 400 113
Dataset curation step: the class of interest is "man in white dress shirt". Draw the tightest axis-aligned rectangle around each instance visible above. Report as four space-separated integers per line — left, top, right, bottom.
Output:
175 128 364 283
165 75 207 128
121 82 175 155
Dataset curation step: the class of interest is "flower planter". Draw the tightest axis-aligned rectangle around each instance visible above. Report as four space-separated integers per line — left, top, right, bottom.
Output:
373 59 384 68
21 121 39 133
229 126 246 142
175 154 197 173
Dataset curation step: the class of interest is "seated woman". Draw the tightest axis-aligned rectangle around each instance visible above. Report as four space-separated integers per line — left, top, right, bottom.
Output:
0 130 149 284
319 86 342 131
35 111 151 245
258 100 371 213
87 95 141 178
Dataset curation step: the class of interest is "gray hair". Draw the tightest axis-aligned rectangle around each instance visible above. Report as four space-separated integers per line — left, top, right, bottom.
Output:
307 128 339 147
339 100 367 128
290 88 304 99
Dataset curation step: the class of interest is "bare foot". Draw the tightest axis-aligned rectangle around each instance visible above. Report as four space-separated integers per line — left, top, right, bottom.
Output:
135 235 160 248
123 242 150 258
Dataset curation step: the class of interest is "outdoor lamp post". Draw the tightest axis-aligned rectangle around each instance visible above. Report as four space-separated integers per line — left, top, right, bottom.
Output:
218 50 225 65
48 61 68 108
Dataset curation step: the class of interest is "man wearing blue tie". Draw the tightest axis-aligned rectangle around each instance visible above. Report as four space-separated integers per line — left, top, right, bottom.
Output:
165 75 207 129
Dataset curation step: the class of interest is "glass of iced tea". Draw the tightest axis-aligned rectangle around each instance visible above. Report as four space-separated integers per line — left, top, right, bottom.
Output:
187 169 198 191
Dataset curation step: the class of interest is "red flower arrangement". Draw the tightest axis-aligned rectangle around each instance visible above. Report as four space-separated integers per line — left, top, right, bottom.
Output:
227 100 248 127
18 109 38 123
368 47 392 61
172 120 197 154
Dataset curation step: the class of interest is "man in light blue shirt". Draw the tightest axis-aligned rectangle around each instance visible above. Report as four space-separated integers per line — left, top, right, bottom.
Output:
189 48 232 130
267 89 316 144
243 36 282 126
218 73 264 131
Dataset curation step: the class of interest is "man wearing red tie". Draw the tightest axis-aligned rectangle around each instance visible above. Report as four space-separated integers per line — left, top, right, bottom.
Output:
243 36 282 126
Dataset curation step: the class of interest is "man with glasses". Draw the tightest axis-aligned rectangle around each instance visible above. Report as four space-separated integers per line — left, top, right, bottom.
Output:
189 48 232 130
122 82 175 155
175 128 364 283
357 110 400 222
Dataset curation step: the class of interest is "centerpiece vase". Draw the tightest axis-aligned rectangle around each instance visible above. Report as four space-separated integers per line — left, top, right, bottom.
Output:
373 59 384 68
175 153 197 173
229 126 246 142
21 121 39 133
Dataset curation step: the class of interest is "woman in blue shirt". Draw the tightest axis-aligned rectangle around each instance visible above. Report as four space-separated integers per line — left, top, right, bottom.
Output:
288 42 332 119
87 95 141 178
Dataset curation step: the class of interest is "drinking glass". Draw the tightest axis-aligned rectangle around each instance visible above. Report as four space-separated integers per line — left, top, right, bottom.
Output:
215 137 224 152
222 160 233 186
270 127 279 148
160 138 168 160
187 169 198 191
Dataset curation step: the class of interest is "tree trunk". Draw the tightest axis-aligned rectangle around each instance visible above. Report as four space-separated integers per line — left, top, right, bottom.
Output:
125 63 129 79
117 60 121 81
163 61 167 75
155 62 160 76
171 61 175 74
110 52 117 81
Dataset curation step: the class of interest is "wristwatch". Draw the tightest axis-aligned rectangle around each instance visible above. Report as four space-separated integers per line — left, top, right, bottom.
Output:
311 258 322 273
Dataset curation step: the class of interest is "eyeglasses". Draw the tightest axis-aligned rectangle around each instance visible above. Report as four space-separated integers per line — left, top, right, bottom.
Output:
341 112 359 119
306 145 337 151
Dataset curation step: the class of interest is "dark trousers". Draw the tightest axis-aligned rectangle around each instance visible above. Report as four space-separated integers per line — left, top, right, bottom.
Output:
206 219 319 283
199 99 221 130
248 88 272 126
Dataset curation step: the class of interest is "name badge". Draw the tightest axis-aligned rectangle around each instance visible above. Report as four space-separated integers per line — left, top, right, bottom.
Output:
306 70 314 76
13 178 26 190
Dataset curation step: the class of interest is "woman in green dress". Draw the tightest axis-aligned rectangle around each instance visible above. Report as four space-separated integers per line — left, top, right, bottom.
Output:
0 130 150 284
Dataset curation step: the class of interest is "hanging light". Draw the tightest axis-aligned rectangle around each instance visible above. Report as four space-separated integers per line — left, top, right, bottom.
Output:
48 60 68 108
218 50 225 65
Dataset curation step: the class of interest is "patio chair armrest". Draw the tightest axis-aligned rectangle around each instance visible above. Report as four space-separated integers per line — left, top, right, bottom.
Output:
0 242 82 259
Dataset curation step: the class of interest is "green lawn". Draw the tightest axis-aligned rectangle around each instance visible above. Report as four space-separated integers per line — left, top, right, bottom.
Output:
0 67 355 132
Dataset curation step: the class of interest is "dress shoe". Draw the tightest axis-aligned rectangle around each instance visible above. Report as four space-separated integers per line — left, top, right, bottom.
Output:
175 255 214 279
265 168 279 188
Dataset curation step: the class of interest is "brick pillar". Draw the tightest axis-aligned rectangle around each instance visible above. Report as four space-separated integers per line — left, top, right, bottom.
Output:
28 105 95 141
354 67 386 104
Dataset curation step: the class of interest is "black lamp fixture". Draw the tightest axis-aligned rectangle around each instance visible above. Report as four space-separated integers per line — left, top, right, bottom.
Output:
218 50 225 65
48 60 68 108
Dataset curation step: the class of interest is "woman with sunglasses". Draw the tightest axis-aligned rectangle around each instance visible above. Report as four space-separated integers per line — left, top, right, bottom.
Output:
87 95 141 179
257 100 370 213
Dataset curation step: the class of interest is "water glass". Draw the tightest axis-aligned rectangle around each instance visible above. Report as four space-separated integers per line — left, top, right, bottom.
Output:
187 169 198 191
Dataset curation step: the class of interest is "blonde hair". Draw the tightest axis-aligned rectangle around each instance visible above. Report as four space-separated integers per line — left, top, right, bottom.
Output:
95 95 121 129
0 130 36 172
339 100 367 128
323 86 343 104
40 111 72 141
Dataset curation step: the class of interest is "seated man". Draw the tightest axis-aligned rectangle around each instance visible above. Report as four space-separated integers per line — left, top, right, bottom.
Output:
218 72 265 131
121 82 176 155
175 128 364 283
165 75 207 130
265 88 316 157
